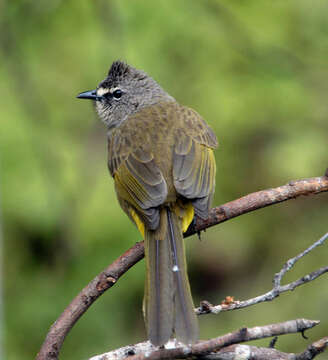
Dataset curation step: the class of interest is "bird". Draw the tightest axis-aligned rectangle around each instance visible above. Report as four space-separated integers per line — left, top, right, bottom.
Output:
77 61 217 346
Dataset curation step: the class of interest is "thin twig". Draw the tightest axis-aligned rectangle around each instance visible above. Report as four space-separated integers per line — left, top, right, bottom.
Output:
36 174 328 360
196 232 328 315
89 319 320 360
273 232 328 289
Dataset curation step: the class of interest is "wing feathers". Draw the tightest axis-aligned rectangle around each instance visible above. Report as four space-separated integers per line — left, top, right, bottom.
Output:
174 143 216 219
110 101 217 227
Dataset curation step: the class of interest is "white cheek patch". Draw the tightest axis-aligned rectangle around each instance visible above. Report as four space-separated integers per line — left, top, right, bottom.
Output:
97 87 110 96
95 101 109 124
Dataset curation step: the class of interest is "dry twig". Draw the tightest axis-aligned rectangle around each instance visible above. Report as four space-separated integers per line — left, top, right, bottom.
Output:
88 319 322 360
196 232 328 315
36 174 328 360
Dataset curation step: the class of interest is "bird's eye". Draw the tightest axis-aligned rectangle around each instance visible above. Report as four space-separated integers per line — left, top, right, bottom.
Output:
113 89 123 99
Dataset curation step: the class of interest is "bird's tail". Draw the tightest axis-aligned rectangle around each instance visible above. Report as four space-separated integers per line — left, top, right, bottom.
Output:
144 207 198 346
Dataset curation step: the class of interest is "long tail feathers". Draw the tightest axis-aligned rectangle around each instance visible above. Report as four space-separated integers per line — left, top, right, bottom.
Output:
145 211 174 346
144 207 198 346
167 209 198 345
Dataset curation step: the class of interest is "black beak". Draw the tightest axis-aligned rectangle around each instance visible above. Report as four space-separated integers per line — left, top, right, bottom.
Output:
77 90 101 100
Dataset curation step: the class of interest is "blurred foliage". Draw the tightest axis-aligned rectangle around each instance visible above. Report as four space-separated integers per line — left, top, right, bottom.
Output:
1 0 328 359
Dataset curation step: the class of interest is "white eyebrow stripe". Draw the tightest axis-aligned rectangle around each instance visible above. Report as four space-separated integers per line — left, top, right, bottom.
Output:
110 87 121 92
97 87 121 96
97 87 110 96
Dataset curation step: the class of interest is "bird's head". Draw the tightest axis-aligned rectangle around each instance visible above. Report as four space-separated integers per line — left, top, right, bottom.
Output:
77 60 174 129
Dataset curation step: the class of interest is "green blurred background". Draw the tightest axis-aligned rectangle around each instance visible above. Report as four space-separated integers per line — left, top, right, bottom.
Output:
1 1 328 359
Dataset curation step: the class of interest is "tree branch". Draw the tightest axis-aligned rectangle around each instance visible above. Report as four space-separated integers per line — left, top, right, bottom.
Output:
197 337 328 360
185 173 328 236
88 319 322 360
36 242 145 360
36 174 328 360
